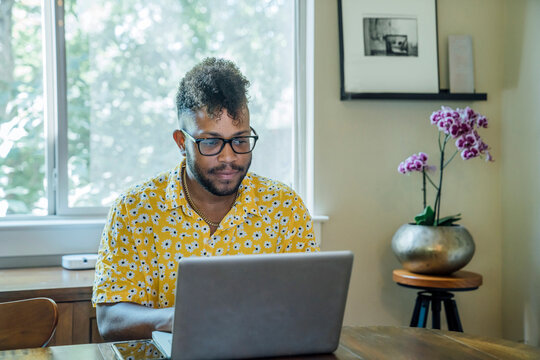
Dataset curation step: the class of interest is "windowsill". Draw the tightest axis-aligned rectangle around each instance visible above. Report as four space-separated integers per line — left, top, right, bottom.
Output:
0 215 330 269
0 216 106 230
0 215 328 229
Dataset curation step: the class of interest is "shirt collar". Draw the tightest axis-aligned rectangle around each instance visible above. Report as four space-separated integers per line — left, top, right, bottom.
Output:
164 161 190 214
220 173 261 229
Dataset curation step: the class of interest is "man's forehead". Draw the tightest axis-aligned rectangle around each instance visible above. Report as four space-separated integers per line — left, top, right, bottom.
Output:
188 107 250 131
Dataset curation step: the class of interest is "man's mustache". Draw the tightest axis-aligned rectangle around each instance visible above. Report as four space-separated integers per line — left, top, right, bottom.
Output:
207 164 245 174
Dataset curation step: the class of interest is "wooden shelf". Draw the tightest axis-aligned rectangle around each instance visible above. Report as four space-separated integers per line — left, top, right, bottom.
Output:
0 266 94 302
341 89 487 101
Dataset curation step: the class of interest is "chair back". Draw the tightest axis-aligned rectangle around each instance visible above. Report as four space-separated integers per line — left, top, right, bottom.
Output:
0 297 58 350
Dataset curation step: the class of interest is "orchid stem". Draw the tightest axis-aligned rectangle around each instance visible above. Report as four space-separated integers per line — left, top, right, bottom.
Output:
422 169 426 210
444 150 459 168
424 173 439 190
436 135 449 225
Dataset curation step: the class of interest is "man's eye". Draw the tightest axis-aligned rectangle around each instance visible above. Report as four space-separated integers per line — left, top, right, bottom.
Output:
233 138 248 145
201 139 221 147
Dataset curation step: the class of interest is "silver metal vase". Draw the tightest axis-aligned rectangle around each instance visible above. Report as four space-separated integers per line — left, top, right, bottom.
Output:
391 224 475 275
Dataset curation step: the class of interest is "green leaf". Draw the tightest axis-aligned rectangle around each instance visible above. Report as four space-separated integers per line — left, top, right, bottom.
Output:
414 206 435 225
436 214 462 226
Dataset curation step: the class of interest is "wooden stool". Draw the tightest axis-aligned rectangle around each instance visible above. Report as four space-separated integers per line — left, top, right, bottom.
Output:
393 269 482 332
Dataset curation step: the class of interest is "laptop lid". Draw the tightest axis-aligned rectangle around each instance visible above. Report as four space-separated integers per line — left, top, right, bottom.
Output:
159 250 353 360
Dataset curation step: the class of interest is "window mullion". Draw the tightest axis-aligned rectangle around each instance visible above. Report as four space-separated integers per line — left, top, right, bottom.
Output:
294 0 314 213
42 0 57 215
54 0 69 215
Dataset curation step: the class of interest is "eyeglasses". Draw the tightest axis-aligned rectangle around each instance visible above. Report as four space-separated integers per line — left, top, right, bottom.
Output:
181 127 259 156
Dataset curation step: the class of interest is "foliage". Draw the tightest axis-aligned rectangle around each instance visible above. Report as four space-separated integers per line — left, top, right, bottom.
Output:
0 0 46 215
1 0 294 215
398 106 493 226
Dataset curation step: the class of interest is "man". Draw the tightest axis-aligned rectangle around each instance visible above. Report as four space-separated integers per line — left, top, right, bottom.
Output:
93 58 319 341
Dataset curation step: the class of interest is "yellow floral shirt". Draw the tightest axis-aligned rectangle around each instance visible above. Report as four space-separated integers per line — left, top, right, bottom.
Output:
92 161 319 308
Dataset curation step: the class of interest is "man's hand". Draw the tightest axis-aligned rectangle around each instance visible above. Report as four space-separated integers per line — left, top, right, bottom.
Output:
96 302 174 341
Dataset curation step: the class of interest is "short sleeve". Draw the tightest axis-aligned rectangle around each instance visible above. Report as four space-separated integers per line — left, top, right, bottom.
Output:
92 198 150 306
281 192 320 253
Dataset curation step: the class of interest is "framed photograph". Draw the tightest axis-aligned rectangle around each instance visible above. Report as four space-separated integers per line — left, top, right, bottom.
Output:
338 0 440 98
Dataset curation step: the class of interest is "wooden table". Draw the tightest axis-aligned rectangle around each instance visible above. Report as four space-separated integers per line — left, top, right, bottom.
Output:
1 326 538 359
393 269 483 331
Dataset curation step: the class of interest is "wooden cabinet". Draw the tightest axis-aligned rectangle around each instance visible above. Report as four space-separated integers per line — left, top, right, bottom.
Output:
0 267 103 345
50 300 102 345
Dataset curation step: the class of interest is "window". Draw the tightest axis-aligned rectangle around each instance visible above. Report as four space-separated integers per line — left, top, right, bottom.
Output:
0 0 46 216
1 0 299 217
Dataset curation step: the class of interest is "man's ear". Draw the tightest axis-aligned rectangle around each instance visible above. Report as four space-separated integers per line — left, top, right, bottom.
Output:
173 130 186 156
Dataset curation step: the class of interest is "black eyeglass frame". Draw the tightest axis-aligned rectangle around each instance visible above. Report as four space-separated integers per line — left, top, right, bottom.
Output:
181 126 259 156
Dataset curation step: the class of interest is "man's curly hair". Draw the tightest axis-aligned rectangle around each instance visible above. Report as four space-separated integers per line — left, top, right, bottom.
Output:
176 57 250 129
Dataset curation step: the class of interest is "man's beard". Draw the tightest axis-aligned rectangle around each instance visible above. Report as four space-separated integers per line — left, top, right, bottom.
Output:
186 153 251 196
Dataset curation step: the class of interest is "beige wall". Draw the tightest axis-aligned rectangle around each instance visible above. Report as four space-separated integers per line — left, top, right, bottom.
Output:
501 0 540 345
313 0 505 337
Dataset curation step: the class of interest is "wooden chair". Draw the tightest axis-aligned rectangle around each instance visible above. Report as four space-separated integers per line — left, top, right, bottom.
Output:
0 297 58 350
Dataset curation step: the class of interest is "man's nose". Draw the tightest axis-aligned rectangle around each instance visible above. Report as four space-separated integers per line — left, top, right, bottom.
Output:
217 141 237 162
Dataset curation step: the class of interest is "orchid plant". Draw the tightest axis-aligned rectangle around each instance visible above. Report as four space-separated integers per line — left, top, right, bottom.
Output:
398 106 493 226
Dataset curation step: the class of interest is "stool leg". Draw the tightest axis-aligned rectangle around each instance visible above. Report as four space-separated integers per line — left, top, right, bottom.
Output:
410 294 423 327
418 296 430 328
444 298 463 332
431 298 441 329
410 294 430 328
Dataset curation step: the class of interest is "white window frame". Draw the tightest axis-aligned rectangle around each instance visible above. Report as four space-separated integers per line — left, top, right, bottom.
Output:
0 0 323 266
51 0 108 216
294 0 315 212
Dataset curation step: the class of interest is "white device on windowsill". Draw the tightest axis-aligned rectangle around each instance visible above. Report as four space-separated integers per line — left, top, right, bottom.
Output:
62 254 98 270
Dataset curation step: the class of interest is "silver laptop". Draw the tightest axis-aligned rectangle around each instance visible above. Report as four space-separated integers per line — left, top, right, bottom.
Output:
152 251 353 360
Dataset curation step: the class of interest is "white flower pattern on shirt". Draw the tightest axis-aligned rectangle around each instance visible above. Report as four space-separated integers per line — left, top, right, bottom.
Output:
92 161 318 308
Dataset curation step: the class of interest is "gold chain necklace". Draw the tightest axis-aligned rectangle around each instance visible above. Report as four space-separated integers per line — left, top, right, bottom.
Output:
182 165 225 227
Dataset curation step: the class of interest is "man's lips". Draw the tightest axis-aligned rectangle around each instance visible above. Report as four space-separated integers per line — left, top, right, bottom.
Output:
213 170 239 180
209 165 244 180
